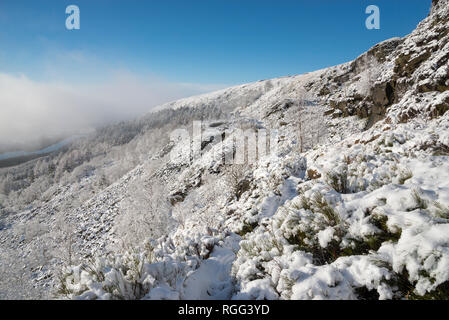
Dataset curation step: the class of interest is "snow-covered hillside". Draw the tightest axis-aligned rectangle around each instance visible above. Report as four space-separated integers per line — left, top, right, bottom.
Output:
1 0 448 300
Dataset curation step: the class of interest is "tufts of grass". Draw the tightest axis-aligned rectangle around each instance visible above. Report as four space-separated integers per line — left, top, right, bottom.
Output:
411 189 429 211
354 286 381 300
433 201 449 219
408 281 449 300
342 212 402 257
285 193 346 265
325 170 350 194
311 193 341 227
385 268 449 300
299 196 312 211
306 169 321 180
369 213 402 243
237 221 259 237
398 168 413 185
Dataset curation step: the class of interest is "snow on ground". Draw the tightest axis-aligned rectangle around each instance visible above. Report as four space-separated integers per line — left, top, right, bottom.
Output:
232 112 449 300
57 109 449 300
2 0 449 300
183 245 236 300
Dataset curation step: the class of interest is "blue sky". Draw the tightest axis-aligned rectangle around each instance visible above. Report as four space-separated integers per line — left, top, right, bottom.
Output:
0 0 432 86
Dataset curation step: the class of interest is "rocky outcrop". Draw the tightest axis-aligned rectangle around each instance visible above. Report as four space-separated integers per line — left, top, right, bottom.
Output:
318 0 449 127
431 0 449 15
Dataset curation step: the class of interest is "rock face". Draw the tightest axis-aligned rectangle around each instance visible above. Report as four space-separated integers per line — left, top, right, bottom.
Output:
431 0 448 15
314 0 449 127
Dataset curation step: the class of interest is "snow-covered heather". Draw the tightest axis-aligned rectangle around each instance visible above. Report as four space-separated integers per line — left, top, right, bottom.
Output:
1 0 449 300
233 112 449 300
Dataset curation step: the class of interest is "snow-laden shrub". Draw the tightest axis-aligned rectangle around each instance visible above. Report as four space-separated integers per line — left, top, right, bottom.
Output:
233 118 449 300
433 202 449 219
57 229 227 300
58 243 185 300
224 164 253 201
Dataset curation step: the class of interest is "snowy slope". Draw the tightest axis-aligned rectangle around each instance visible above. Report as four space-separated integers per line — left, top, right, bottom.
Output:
1 0 448 300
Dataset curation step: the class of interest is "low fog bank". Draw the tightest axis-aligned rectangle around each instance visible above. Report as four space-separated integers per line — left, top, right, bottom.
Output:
0 72 226 153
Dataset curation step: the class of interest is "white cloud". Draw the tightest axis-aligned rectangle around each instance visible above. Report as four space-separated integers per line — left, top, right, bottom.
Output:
0 71 227 152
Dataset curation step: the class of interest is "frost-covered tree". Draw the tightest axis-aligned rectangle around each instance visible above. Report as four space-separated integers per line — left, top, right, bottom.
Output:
115 178 174 247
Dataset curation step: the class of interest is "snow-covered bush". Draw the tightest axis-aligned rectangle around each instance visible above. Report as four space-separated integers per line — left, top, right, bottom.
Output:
57 229 234 300
232 114 449 300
